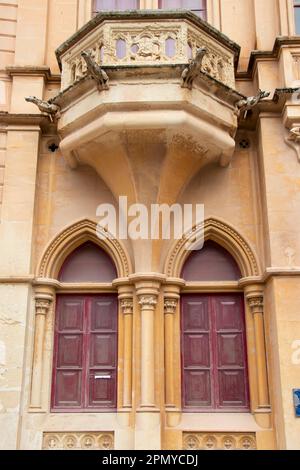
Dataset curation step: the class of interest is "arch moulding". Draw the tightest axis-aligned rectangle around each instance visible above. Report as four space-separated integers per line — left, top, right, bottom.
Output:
165 217 261 279
37 219 132 280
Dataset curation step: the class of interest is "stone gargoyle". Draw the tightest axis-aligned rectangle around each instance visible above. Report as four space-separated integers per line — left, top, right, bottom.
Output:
235 89 270 119
181 47 207 90
81 50 109 91
25 96 61 122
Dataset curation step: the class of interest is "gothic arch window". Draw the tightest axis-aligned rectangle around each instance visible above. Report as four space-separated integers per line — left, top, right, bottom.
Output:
51 243 118 412
180 241 250 412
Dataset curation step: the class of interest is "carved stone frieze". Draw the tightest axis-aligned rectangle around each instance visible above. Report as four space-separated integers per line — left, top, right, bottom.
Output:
42 432 114 450
60 20 236 90
183 432 256 450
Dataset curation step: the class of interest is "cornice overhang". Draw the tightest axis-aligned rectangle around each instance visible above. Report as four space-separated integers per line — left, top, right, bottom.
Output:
55 10 240 71
237 36 300 80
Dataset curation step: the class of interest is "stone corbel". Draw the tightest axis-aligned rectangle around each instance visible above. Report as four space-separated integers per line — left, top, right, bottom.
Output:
285 124 300 162
30 291 54 409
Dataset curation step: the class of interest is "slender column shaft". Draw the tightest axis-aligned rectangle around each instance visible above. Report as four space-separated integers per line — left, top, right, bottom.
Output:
164 298 178 407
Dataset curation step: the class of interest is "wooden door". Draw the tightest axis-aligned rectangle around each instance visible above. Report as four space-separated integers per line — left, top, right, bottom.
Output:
51 294 118 412
181 294 249 411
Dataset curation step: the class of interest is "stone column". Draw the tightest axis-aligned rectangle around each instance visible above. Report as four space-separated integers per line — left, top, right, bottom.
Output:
119 294 134 409
245 285 270 427
138 294 158 408
164 297 178 408
131 274 164 450
30 291 53 409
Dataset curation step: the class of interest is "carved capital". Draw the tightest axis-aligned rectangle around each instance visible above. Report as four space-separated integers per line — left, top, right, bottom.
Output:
164 298 178 315
247 295 264 315
35 295 53 316
138 295 157 310
120 298 133 315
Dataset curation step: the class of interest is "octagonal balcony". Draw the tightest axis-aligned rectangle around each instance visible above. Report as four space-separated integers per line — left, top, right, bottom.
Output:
55 11 241 212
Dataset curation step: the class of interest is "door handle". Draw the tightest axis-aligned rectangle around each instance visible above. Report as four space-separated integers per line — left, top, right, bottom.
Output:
94 374 111 380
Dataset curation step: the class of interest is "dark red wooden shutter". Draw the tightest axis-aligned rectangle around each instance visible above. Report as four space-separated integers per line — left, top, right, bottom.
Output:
87 296 118 409
52 297 85 409
181 294 249 411
52 295 118 411
214 295 249 409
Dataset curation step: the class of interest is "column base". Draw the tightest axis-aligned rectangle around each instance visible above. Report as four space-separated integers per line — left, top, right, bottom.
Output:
135 409 161 450
254 407 272 429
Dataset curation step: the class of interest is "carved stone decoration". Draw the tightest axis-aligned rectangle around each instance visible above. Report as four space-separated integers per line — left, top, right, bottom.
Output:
182 433 256 450
120 298 133 315
138 295 157 310
285 125 300 162
43 432 114 450
60 20 236 90
35 298 52 316
25 96 61 122
164 298 178 314
81 50 109 91
247 295 264 315
235 90 270 119
181 48 207 89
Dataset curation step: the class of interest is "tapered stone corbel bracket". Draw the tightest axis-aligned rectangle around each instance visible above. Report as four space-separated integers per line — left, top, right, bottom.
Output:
285 125 300 162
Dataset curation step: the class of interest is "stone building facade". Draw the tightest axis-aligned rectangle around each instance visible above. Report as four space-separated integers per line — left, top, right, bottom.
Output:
0 0 300 451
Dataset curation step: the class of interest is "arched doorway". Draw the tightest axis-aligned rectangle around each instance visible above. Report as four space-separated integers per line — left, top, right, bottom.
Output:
51 242 118 412
180 241 250 412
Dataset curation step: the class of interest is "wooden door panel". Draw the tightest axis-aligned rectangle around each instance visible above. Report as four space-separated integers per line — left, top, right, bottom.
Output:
182 298 209 331
184 370 211 407
218 370 247 407
215 298 243 331
183 333 210 367
54 371 82 407
217 333 244 367
57 335 83 368
91 298 117 331
89 333 117 368
57 298 84 332
88 371 116 408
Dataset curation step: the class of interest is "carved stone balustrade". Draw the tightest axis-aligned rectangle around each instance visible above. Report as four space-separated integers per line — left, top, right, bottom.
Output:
56 11 238 91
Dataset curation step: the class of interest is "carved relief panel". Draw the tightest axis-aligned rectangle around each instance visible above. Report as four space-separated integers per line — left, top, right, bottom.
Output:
42 432 114 450
183 432 257 450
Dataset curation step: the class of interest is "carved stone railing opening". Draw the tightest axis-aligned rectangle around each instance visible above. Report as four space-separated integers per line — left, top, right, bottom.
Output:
57 12 237 91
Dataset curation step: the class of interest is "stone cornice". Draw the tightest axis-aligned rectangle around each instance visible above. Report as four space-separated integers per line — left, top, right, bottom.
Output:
55 10 240 70
237 37 300 80
6 65 60 83
0 112 56 134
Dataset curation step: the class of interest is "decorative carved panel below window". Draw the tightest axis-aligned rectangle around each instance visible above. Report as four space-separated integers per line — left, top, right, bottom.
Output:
183 432 256 450
42 432 114 450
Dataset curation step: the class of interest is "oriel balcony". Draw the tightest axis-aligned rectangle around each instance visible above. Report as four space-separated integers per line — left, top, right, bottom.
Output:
55 11 241 215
